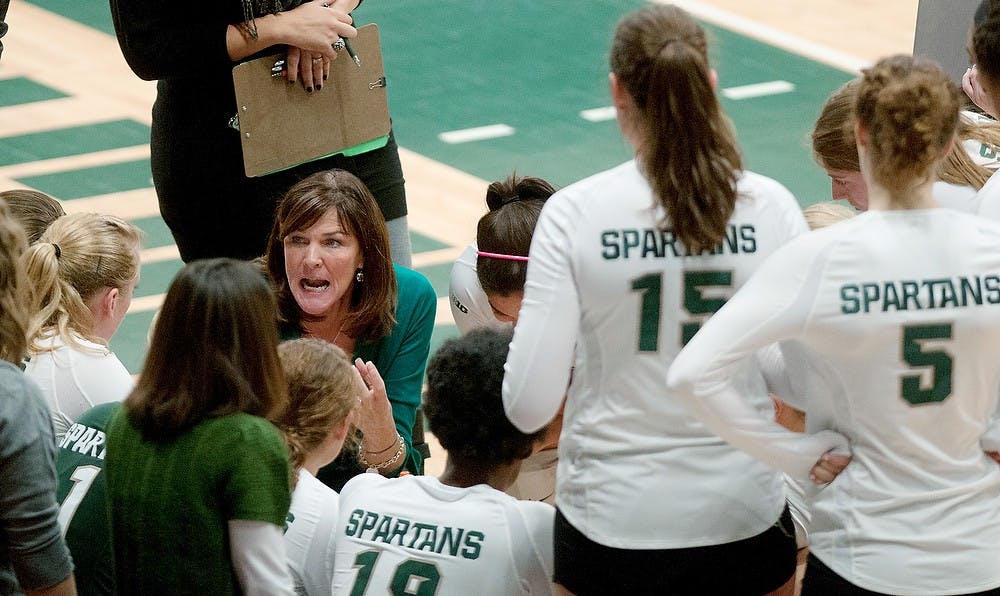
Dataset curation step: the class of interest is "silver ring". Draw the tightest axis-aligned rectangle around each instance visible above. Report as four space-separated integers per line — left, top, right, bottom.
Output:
333 39 346 52
312 57 324 63
321 2 330 6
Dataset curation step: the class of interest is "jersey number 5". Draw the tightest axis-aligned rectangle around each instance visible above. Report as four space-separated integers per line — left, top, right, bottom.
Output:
631 270 733 352
900 323 953 405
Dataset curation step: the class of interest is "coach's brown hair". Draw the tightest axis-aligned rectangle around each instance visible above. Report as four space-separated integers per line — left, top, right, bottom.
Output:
611 4 743 255
125 259 287 441
265 169 396 341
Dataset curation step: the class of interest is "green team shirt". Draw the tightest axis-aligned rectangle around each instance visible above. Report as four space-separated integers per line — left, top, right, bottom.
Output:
105 410 291 595
55 402 121 596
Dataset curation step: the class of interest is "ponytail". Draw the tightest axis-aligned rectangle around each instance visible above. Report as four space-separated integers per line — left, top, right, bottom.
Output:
611 5 742 255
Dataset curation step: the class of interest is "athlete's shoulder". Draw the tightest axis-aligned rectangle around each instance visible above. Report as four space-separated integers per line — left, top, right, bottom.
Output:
73 402 122 431
549 160 643 205
736 170 801 212
199 412 285 453
508 498 555 522
340 470 392 499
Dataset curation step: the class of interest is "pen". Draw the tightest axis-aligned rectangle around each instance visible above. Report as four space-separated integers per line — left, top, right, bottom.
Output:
335 38 362 68
318 2 361 67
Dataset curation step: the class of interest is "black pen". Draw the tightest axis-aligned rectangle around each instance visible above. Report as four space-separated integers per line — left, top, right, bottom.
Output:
336 38 362 68
319 2 361 67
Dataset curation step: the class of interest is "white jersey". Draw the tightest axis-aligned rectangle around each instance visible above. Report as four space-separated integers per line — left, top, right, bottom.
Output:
284 469 339 596
668 208 1000 595
933 181 979 213
448 243 512 335
977 169 1000 221
331 474 553 596
24 334 134 441
960 110 1000 172
503 160 808 548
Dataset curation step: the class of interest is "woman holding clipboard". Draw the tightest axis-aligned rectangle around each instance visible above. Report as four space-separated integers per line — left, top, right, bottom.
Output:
109 0 412 266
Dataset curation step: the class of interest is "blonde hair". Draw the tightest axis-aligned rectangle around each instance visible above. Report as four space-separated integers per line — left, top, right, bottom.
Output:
0 199 31 364
611 5 743 254
274 338 359 486
22 212 141 352
855 56 960 199
802 202 856 230
0 189 65 245
939 115 1000 189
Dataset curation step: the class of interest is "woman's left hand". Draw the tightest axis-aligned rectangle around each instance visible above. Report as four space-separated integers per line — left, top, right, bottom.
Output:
810 450 852 485
285 45 329 93
353 358 395 436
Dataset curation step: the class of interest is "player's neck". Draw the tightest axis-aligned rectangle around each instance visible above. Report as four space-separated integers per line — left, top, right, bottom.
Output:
438 456 522 491
866 177 936 211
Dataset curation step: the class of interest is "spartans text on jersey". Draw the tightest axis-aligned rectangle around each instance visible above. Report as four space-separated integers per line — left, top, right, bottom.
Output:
840 275 1000 314
344 508 484 560
58 422 107 460
601 224 757 259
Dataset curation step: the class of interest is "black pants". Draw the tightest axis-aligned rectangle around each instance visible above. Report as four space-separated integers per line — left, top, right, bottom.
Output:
802 553 1000 596
152 106 406 263
553 507 797 595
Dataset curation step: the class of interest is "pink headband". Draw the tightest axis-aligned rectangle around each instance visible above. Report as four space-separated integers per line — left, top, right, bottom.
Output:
476 250 529 262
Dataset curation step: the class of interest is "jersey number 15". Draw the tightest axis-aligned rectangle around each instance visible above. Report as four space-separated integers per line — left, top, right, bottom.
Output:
631 270 733 352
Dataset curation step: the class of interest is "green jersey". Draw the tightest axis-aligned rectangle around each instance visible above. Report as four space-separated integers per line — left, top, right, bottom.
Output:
105 410 291 595
56 403 120 596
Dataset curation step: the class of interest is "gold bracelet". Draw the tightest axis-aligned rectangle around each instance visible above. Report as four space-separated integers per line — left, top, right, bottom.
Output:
359 434 405 474
363 432 402 455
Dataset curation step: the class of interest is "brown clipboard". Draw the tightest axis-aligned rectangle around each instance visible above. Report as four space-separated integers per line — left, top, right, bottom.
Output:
232 23 390 177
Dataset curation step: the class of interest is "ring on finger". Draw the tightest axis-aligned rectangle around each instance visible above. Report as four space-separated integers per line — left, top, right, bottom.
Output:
312 57 324 63
333 39 346 52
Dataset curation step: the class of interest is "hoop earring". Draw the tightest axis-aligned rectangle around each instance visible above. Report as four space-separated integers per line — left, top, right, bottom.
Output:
355 268 364 283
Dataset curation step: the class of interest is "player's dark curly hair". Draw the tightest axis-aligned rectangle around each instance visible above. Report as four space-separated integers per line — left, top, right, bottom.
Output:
424 328 543 464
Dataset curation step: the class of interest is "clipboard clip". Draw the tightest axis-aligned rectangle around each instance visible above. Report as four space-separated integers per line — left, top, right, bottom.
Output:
369 76 387 90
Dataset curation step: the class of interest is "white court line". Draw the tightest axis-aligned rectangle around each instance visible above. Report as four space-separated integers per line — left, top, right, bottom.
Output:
579 106 617 122
139 244 181 264
438 124 515 144
722 80 796 100
128 293 164 314
657 0 869 74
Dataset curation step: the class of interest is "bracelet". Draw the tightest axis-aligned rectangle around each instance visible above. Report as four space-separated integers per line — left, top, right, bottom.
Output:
359 434 405 474
363 433 402 455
